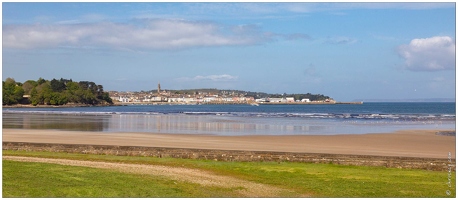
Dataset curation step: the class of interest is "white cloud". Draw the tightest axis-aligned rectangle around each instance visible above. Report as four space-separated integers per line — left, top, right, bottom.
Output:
325 36 357 45
178 74 238 82
3 19 308 50
284 33 311 40
282 3 454 13
397 36 455 71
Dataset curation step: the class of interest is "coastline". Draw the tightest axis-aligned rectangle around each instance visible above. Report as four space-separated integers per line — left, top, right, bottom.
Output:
2 103 120 108
2 101 361 107
3 129 455 159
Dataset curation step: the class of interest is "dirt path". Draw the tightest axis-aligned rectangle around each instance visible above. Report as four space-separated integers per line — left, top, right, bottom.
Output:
3 156 297 197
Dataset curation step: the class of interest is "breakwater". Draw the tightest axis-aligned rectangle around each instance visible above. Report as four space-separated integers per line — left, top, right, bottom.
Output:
259 101 363 105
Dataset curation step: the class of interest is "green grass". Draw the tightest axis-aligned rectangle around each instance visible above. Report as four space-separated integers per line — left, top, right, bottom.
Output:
3 160 246 198
3 150 456 198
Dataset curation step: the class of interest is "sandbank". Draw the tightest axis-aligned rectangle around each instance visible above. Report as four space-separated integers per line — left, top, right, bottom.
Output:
2 129 455 159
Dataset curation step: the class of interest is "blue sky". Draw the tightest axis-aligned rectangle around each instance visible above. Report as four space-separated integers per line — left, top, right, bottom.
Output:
2 2 456 101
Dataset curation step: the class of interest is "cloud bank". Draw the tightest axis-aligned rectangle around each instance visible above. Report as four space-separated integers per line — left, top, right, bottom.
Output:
3 19 308 50
397 36 455 71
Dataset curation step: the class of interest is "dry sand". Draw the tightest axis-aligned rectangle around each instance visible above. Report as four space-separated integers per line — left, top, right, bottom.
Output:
2 129 455 159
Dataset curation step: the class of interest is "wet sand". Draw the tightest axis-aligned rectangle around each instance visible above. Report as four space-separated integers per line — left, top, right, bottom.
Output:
2 129 455 159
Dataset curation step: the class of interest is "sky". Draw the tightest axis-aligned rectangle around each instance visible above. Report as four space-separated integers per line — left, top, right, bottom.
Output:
2 2 456 101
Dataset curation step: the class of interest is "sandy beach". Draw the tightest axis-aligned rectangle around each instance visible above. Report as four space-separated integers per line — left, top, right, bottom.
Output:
2 129 455 159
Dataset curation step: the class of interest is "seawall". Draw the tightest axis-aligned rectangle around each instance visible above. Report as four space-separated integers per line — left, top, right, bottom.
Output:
3 142 451 171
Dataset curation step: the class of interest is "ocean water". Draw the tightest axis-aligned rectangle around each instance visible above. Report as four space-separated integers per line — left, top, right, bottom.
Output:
2 102 456 135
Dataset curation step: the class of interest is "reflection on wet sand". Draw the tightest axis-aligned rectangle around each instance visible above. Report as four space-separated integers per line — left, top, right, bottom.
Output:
107 114 328 135
3 113 329 135
3 113 455 136
3 113 109 132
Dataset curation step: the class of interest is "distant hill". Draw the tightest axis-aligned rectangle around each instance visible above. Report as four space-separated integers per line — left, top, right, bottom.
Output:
353 98 455 102
142 88 332 101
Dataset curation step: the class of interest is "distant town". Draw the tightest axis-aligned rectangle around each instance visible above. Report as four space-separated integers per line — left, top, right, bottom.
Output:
3 78 362 107
108 82 359 105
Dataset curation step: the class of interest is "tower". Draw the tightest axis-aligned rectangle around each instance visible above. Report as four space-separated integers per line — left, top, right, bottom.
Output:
158 82 161 94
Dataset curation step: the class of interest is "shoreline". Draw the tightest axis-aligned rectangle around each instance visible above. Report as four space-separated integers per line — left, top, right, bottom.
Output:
2 103 120 108
2 101 363 107
3 129 455 159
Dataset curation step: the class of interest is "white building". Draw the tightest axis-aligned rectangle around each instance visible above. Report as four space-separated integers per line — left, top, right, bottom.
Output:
183 98 197 103
168 97 184 103
255 98 268 103
222 97 233 102
301 99 311 102
268 98 284 103
119 97 130 103
151 96 162 102
285 97 295 102
203 97 217 102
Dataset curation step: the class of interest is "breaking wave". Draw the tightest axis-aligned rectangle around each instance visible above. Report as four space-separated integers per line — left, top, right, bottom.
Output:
2 109 455 122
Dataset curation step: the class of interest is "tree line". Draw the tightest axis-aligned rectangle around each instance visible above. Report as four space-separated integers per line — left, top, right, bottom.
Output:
3 77 113 106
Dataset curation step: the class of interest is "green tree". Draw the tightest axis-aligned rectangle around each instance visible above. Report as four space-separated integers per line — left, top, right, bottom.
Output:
82 89 97 104
14 86 25 102
66 81 80 91
97 85 104 96
48 92 68 105
50 78 66 92
30 87 39 106
3 78 24 105
101 92 113 104
22 80 38 95
79 81 90 90
39 83 53 105
5 77 113 106
37 77 46 85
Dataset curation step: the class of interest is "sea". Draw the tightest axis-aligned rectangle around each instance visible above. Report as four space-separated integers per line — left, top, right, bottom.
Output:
2 102 456 136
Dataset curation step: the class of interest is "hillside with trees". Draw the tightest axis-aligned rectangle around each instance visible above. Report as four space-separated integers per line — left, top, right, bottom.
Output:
168 89 331 101
140 88 332 102
3 77 113 106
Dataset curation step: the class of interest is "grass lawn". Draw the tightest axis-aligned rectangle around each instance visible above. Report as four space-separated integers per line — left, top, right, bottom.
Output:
3 160 233 198
3 150 456 198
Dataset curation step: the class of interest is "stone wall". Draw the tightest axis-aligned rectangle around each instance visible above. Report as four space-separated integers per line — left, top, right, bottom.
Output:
3 142 454 171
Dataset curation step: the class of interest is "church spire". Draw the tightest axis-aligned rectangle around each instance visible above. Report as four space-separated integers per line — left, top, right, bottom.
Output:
157 82 161 94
